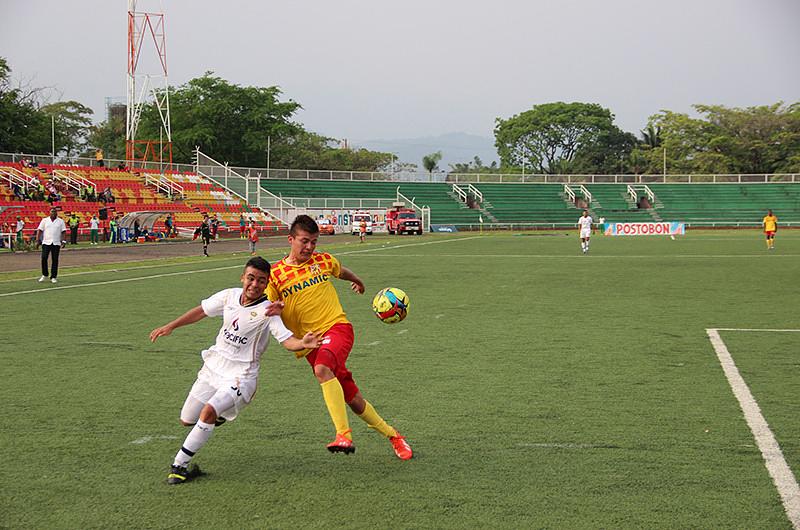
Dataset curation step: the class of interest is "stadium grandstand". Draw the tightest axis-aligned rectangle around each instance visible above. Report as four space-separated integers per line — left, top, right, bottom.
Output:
257 176 800 229
0 160 281 244
3 152 800 241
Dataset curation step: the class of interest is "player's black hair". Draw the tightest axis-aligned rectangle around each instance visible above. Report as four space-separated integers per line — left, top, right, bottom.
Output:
290 214 319 236
245 256 270 273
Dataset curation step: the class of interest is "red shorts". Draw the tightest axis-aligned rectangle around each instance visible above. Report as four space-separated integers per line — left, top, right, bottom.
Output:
305 323 359 402
765 231 775 237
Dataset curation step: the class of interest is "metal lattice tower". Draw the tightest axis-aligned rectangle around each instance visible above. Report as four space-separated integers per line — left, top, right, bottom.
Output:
126 0 172 167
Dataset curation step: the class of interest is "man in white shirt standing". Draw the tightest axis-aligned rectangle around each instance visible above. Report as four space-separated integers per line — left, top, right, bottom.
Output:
149 256 321 485
15 216 24 251
36 207 67 283
89 215 100 245
577 209 593 254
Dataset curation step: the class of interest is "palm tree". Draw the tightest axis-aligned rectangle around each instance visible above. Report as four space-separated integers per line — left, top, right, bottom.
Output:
640 124 662 148
422 151 442 181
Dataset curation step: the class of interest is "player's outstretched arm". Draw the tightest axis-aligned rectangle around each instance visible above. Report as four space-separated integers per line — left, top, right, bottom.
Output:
149 305 207 342
338 266 365 294
280 332 322 352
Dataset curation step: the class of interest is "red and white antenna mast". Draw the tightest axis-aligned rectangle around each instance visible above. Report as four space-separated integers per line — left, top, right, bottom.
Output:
126 0 172 168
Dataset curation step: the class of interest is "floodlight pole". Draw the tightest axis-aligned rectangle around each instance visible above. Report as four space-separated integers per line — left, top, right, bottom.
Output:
126 0 172 168
51 115 55 164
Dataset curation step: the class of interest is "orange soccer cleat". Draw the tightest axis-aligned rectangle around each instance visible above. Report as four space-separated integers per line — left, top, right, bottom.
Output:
389 433 413 460
327 430 355 455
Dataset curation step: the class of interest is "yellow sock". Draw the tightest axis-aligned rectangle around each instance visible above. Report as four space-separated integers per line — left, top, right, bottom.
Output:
357 401 398 438
766 239 771 248
320 379 351 439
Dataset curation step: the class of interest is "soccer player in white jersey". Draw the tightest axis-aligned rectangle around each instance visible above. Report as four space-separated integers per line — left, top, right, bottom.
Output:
577 209 593 254
149 256 321 484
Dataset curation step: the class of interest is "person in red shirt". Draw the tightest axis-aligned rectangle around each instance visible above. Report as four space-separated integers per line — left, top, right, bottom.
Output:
247 222 258 256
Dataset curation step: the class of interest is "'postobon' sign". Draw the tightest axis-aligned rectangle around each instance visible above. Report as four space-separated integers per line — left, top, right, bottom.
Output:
604 222 685 236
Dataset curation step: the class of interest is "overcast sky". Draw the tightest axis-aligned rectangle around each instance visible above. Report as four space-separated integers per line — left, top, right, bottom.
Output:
2 0 799 150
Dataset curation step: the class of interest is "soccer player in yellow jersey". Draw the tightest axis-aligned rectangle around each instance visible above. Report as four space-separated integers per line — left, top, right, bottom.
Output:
267 215 413 460
762 209 778 249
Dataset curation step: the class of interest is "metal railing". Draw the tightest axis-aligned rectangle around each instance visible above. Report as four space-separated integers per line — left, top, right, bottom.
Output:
467 183 483 202
563 184 575 202
52 169 96 197
578 185 592 203
451 184 467 203
143 173 185 199
2 152 799 184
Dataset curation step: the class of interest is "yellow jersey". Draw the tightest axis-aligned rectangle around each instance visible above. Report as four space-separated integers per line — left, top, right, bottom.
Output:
267 252 349 357
763 215 777 232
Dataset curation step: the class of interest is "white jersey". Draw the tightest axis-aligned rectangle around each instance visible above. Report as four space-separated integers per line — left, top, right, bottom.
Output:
199 288 293 380
578 215 593 234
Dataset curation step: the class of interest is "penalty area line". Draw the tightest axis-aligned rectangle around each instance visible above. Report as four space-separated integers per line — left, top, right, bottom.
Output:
706 328 800 529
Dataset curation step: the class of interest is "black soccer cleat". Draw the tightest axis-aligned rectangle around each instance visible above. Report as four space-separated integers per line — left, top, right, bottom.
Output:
166 464 203 485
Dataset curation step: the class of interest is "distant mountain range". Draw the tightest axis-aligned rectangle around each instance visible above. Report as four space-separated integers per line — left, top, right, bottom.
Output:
353 132 499 172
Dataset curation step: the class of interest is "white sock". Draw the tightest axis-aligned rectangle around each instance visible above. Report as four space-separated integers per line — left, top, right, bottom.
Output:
173 420 215 467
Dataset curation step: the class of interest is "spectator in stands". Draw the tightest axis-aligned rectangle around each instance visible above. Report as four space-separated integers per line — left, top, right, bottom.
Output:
12 183 25 201
68 213 80 245
116 162 126 171
247 221 258 256
89 214 99 245
239 214 246 239
36 207 66 283
95 149 104 167
15 216 25 250
21 158 31 168
85 184 96 202
211 214 220 240
109 215 119 244
101 186 115 204
32 181 45 201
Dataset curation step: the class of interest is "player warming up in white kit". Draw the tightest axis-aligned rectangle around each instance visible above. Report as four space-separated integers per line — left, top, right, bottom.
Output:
577 209 593 254
149 256 320 484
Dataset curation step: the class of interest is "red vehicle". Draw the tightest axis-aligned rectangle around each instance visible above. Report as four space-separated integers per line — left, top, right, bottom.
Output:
386 203 422 235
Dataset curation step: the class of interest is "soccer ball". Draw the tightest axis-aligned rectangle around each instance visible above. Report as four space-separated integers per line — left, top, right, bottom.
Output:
372 287 409 324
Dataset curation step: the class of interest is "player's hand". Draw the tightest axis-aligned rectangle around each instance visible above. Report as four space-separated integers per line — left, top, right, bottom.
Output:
149 325 172 342
265 301 284 317
301 331 322 349
351 279 365 294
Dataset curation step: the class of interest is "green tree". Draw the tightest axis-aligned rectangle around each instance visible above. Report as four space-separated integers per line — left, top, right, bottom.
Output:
632 103 800 174
422 151 442 180
41 101 93 159
494 102 622 174
134 73 302 166
0 57 50 154
570 128 639 174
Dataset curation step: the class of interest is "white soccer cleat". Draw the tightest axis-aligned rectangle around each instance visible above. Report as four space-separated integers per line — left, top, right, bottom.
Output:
38 275 46 282
51 278 58 284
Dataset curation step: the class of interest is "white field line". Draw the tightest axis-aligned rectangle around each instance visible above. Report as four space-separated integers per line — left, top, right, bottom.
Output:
712 328 800 333
0 264 244 298
0 254 254 284
363 253 800 259
0 236 481 297
706 328 800 529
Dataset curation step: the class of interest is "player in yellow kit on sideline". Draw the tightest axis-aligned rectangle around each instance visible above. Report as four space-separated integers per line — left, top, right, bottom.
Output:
267 214 413 460
762 209 778 250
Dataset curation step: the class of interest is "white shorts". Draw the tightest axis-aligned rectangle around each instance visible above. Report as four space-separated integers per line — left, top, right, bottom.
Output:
180 363 258 423
580 229 591 239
